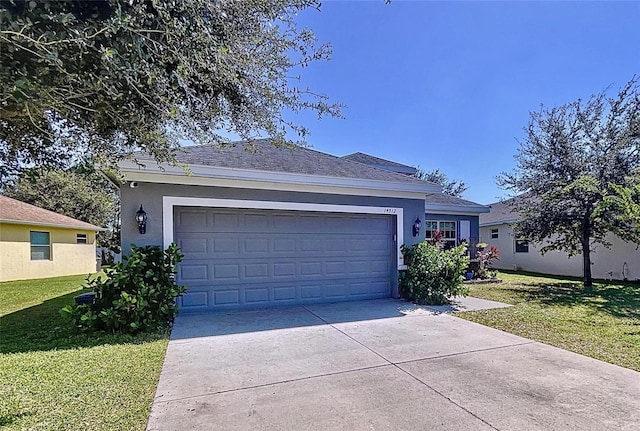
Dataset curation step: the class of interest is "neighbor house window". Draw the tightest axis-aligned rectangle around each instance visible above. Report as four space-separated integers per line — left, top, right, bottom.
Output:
30 231 51 260
425 220 457 249
76 233 87 244
515 240 529 253
491 228 499 239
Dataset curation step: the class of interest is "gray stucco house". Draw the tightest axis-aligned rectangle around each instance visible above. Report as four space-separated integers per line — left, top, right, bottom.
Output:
117 141 487 312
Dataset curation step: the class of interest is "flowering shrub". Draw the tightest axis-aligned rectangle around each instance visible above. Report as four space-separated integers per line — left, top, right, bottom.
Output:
399 241 469 305
475 243 500 279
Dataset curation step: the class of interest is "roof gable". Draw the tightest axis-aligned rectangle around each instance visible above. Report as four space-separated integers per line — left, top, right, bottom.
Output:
0 195 103 231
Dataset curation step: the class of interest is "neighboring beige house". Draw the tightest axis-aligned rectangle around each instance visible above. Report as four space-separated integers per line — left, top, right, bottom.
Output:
0 195 104 282
480 199 640 282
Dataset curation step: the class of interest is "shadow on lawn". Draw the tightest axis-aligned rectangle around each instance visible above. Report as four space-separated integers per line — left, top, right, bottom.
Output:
500 280 640 320
0 290 166 355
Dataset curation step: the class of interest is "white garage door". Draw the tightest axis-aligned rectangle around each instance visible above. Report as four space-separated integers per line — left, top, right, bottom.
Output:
174 207 395 311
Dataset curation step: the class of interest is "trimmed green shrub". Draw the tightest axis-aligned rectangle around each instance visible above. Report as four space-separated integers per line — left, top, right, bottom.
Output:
61 243 186 333
399 241 470 305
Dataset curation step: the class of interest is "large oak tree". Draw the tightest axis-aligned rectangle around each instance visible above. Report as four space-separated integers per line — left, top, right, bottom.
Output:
498 78 640 287
0 0 341 184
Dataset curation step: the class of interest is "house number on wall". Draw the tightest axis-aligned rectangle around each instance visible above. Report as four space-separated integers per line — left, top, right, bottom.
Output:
383 208 397 214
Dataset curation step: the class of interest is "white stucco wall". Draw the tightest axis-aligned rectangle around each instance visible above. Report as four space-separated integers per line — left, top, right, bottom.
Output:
480 224 640 281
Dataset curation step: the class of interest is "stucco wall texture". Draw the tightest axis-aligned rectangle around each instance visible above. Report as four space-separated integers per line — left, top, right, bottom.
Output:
0 224 97 282
480 224 640 281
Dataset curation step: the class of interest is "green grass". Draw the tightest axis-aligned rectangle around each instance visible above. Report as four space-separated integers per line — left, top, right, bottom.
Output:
459 271 640 371
0 274 169 430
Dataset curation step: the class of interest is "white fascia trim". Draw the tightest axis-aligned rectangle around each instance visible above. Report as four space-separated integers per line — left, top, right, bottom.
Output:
480 220 518 227
125 171 427 200
425 204 490 215
162 196 405 269
0 219 106 231
120 160 440 195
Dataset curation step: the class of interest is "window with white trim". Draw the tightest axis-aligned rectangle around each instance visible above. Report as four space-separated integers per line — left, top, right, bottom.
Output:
30 231 51 260
491 228 499 239
425 220 457 249
76 233 87 244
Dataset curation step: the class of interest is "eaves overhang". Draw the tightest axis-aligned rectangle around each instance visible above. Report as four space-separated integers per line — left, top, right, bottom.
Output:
425 203 491 216
479 219 519 227
0 219 107 231
118 159 440 199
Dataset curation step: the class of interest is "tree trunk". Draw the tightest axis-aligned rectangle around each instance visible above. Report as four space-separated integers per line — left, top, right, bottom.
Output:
581 237 592 287
581 214 593 287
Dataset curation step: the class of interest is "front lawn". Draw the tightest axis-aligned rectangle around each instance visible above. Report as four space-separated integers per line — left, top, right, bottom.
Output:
0 274 168 430
459 271 640 372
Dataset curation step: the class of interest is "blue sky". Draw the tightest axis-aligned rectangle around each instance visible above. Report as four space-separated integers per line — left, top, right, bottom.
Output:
290 0 640 204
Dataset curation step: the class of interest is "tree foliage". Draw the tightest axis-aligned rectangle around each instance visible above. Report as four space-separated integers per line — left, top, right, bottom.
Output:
414 167 468 197
598 170 640 240
498 78 640 286
3 165 119 250
0 0 341 183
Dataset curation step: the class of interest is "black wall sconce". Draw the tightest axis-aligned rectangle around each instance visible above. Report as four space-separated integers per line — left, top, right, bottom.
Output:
135 205 147 234
412 217 422 237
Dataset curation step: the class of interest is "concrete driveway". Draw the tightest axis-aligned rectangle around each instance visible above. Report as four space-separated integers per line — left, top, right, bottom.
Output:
147 299 640 430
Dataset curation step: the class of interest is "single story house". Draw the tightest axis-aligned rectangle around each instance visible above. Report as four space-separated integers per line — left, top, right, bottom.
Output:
116 140 488 312
480 199 640 281
0 195 103 282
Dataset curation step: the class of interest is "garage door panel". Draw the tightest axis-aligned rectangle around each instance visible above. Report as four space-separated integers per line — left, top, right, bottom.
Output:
212 212 239 229
245 287 270 304
245 263 269 278
214 289 240 305
273 285 297 301
326 282 348 298
324 238 347 252
244 237 269 253
181 291 208 307
273 262 296 277
176 210 208 230
300 262 322 276
371 259 391 274
180 264 208 281
212 264 240 280
212 238 238 253
325 261 347 275
178 237 208 254
175 207 394 311
300 284 323 299
243 213 269 230
371 281 392 294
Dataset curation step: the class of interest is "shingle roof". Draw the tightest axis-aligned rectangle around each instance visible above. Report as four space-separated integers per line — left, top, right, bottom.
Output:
161 140 433 186
0 195 103 230
341 152 416 171
424 193 489 213
479 198 520 226
425 193 486 208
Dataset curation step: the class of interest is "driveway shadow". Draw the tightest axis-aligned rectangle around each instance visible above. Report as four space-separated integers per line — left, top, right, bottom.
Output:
170 299 435 340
